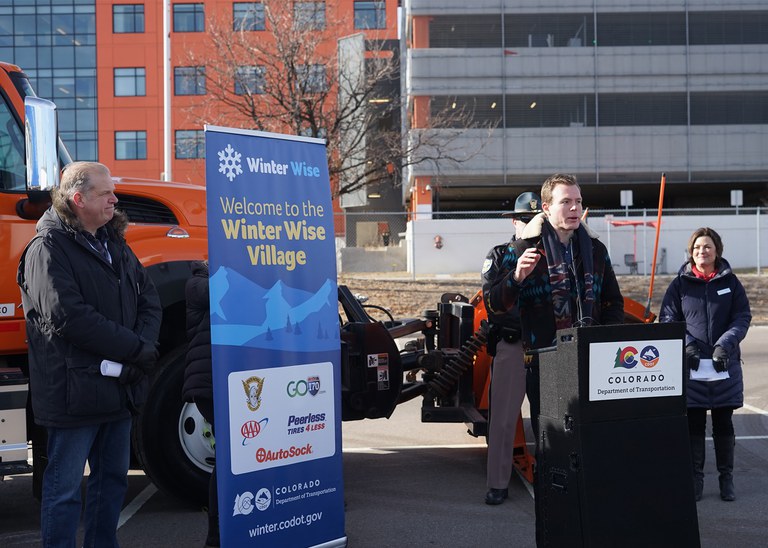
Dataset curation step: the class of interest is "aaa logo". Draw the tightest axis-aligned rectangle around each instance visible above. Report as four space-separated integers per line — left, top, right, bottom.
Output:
614 346 639 369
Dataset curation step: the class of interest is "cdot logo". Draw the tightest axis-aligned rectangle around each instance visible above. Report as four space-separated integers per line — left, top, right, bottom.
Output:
254 487 272 511
639 345 660 368
287 377 321 398
218 144 243 182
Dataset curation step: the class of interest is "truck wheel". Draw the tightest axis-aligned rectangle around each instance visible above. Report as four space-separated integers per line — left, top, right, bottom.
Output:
133 345 214 506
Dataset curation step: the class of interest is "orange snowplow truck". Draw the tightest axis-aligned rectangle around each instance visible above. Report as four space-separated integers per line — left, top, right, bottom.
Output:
0 62 212 503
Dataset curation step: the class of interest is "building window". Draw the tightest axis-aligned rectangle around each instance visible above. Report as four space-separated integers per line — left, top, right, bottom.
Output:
354 1 386 30
598 93 687 126
114 68 146 96
235 65 266 95
299 126 327 139
429 15 502 48
689 11 768 45
115 131 147 160
505 13 594 48
297 64 327 93
505 94 596 128
174 67 206 95
1 3 101 159
294 2 325 30
430 95 505 128
597 13 686 46
113 4 145 33
690 92 768 125
233 2 265 31
173 3 205 32
175 130 205 159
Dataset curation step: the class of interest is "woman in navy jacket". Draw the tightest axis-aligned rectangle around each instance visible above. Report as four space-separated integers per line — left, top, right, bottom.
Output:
660 227 751 502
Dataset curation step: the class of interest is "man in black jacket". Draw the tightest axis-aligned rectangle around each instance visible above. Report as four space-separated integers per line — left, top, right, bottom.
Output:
486 174 624 437
485 174 623 544
17 161 161 548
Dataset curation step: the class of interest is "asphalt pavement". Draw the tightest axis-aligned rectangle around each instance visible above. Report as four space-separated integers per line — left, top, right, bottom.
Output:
2 327 768 547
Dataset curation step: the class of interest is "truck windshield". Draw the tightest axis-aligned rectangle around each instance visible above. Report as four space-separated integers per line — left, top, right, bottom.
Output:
0 93 27 191
11 73 37 102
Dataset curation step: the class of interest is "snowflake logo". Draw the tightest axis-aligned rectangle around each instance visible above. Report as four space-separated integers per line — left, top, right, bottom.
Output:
218 144 243 182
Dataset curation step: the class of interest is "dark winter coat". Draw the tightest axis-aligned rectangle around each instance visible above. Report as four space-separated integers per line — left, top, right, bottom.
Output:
482 241 522 329
182 261 212 403
17 207 162 427
485 214 625 351
660 259 751 409
482 241 523 355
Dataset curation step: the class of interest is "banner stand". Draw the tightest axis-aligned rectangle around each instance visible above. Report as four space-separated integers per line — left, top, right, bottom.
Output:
205 126 346 547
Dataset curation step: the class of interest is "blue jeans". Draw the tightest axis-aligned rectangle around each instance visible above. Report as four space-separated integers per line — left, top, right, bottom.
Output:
42 418 132 548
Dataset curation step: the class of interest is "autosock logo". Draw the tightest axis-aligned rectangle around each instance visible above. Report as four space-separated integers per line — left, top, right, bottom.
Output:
256 444 313 463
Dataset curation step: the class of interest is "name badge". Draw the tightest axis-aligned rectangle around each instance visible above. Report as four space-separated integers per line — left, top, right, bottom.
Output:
717 288 731 296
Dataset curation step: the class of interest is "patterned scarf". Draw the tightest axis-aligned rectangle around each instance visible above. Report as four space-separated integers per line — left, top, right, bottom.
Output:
541 221 595 329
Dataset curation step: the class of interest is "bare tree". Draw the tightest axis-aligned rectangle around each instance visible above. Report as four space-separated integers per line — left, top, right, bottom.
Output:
184 1 490 199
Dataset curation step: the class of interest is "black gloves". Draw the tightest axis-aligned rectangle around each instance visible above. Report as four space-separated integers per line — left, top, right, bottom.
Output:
131 340 159 372
685 343 700 371
712 346 729 373
119 364 144 385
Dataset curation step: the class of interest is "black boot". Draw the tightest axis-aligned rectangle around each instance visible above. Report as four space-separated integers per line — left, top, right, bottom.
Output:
690 435 705 502
714 435 736 501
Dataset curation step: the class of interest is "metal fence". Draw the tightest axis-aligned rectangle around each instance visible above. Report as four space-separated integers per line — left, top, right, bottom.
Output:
334 208 767 277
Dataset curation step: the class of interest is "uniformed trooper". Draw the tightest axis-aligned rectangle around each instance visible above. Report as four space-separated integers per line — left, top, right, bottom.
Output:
481 191 541 505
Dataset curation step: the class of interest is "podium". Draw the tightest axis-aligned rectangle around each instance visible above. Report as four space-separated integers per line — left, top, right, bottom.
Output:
535 323 700 547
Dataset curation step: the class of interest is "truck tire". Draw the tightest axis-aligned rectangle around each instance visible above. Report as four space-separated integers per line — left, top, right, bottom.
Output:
132 345 214 506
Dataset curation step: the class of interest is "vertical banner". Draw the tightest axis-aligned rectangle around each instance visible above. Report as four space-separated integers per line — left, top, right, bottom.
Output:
204 126 345 547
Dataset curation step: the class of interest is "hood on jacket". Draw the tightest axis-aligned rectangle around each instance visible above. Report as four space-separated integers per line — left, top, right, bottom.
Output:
39 192 129 240
677 257 734 281
519 212 600 240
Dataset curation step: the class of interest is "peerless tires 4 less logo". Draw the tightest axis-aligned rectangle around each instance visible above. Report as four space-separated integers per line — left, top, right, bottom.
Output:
227 362 335 475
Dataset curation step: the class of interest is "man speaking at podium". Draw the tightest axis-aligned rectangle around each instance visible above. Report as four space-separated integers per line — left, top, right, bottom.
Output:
486 175 624 545
486 173 624 437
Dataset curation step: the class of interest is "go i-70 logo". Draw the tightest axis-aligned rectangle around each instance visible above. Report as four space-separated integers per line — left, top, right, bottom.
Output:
614 345 660 369
287 376 321 397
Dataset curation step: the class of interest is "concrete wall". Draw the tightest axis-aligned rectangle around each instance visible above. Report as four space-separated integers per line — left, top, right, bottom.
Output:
339 245 408 273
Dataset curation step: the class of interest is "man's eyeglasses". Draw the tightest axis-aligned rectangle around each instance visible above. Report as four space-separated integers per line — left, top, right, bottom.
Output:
514 216 533 223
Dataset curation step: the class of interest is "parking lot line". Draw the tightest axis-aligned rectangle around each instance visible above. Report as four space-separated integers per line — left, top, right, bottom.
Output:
118 484 157 529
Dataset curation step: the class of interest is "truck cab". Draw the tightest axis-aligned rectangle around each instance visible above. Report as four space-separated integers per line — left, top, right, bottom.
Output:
0 62 213 503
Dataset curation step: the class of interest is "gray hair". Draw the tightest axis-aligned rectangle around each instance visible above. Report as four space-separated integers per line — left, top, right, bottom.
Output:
53 161 110 208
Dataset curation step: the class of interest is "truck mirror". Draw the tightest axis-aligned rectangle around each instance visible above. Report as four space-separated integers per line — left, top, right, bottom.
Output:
24 96 60 193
